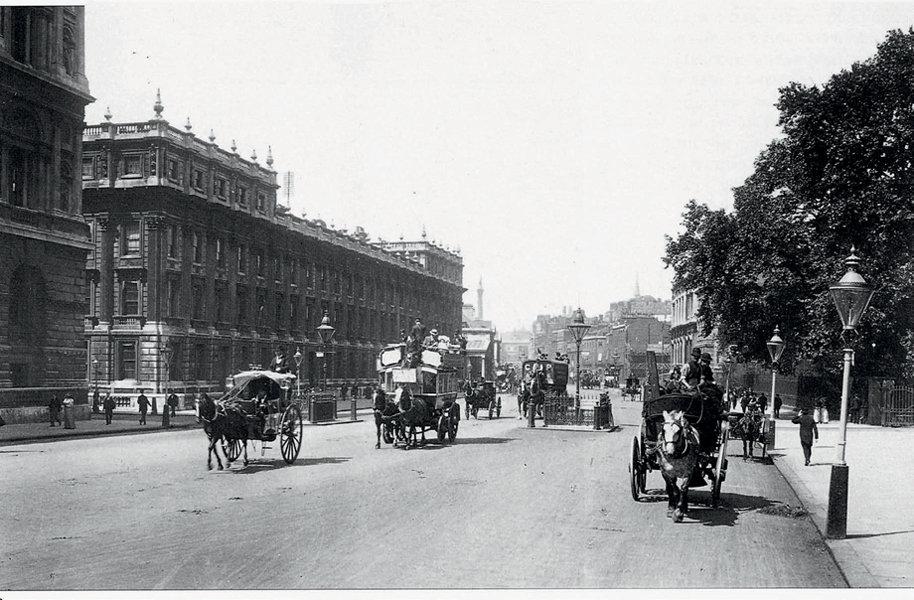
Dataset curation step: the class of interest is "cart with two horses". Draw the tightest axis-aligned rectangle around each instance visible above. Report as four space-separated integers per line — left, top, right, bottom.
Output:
376 344 463 448
201 370 304 468
628 390 730 516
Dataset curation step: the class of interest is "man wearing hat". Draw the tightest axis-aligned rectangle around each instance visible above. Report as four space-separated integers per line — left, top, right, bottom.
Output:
423 328 440 349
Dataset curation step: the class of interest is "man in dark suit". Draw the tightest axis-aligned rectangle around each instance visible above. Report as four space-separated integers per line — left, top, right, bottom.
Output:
792 408 819 466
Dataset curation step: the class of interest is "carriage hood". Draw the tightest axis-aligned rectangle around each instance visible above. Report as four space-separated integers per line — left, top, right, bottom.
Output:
231 370 297 388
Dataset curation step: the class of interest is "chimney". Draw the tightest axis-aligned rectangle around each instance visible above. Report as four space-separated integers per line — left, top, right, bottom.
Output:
477 276 484 321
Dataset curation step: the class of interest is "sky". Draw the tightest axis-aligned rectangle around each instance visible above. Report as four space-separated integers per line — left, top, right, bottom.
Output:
82 0 914 331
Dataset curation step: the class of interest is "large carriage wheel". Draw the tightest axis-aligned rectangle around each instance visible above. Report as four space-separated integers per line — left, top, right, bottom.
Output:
279 404 303 464
711 419 729 507
382 423 395 444
223 438 244 462
437 415 448 443
488 399 496 419
629 436 646 502
448 404 459 442
496 398 502 419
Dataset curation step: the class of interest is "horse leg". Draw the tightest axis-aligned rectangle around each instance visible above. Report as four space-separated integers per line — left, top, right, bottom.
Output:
673 478 689 522
374 413 382 449
242 440 249 466
665 477 678 518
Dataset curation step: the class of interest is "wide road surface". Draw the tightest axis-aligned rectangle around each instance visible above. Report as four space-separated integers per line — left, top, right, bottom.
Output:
1 390 845 589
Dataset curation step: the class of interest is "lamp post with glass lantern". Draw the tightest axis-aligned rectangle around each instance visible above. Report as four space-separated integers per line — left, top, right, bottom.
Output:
567 308 591 423
316 311 336 393
161 343 173 427
764 327 785 451
826 249 874 539
293 347 303 399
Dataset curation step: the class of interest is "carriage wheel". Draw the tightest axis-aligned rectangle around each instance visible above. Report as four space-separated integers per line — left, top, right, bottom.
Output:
629 436 645 502
496 398 501 419
448 406 459 442
382 423 395 444
279 404 303 464
711 420 729 507
223 438 243 462
488 400 495 419
437 415 448 443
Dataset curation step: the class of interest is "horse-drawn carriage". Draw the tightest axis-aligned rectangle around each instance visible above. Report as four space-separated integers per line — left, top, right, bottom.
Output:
628 391 730 517
728 403 770 459
622 376 641 401
376 344 463 448
200 370 304 468
465 380 501 419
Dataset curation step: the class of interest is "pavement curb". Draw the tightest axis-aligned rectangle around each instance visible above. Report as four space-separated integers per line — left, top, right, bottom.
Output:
771 452 880 588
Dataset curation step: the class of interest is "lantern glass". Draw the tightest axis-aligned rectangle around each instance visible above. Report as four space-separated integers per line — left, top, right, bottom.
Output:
767 328 785 364
317 311 336 345
567 307 590 344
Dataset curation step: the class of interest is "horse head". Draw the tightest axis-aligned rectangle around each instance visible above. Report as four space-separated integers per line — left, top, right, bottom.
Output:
661 410 695 459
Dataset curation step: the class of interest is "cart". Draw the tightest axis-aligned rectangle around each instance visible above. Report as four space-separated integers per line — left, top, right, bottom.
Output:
216 370 303 464
629 391 730 507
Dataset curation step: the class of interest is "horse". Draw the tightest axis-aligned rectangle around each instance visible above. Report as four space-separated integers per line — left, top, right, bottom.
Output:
201 401 251 469
736 406 762 459
198 393 225 470
373 388 404 449
397 388 430 449
657 409 700 523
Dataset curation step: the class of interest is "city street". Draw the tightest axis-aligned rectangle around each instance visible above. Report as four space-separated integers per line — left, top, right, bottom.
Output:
1 390 845 590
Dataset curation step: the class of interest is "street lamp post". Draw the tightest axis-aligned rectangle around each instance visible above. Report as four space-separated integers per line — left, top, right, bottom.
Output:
826 249 874 539
766 327 785 419
567 308 591 425
293 347 303 399
316 311 336 393
161 343 173 428
724 352 733 411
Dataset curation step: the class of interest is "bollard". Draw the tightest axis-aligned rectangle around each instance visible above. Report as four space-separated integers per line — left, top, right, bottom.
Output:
162 399 170 427
351 396 357 421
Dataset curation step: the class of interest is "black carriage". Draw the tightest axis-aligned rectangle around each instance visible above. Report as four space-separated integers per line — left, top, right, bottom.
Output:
728 406 771 459
628 392 730 507
465 380 500 419
216 370 304 464
622 376 641 401
377 345 463 446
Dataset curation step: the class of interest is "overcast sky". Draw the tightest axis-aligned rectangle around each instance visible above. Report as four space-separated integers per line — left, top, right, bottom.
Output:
83 0 914 331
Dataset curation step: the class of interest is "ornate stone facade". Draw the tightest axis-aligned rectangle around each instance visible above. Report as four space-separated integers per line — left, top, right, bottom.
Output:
0 6 93 406
82 103 464 399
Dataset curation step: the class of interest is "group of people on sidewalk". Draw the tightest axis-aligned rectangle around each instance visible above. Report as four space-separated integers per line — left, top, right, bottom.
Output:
47 392 76 429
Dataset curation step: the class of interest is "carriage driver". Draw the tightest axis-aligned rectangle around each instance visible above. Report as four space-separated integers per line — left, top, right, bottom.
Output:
680 348 703 391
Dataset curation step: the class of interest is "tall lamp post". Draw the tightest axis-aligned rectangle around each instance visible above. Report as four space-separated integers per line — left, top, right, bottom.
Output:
568 308 591 422
724 349 734 411
316 311 336 392
161 343 173 428
827 249 874 539
766 327 785 419
293 347 303 399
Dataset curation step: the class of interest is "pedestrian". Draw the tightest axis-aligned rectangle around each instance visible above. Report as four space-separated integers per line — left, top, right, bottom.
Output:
774 394 782 419
851 393 862 424
62 392 76 429
757 393 768 414
92 388 100 414
48 394 63 427
137 389 150 425
167 391 179 417
103 393 115 425
792 408 819 466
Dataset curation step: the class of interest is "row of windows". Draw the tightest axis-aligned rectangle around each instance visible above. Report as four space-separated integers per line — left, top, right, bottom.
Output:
1 7 79 76
1 144 76 213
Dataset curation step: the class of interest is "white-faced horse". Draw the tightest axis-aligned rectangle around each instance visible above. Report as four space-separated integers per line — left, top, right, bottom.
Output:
658 409 700 522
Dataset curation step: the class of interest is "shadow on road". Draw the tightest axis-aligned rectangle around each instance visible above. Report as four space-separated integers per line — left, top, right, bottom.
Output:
220 456 351 473
635 488 796 528
455 436 515 445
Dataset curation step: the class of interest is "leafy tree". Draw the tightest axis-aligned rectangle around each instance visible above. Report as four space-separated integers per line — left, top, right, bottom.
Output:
665 29 914 380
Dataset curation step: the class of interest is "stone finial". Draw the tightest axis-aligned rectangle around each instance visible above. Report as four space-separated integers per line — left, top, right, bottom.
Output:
185 117 192 132
251 149 258 162
153 89 164 119
209 129 216 143
104 106 112 121
422 225 427 239
266 146 274 168
231 139 237 153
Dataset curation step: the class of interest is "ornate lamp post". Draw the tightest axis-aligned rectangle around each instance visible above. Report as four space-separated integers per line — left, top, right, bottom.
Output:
160 343 173 427
316 311 336 392
766 327 785 419
567 308 591 422
826 249 874 539
724 349 734 411
293 347 303 399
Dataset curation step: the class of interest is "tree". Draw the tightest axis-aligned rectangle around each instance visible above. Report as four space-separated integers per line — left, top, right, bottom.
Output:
665 29 914 380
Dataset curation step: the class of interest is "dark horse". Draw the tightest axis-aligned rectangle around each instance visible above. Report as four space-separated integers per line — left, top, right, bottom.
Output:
657 409 700 523
373 388 404 449
199 395 250 469
736 405 762 459
397 387 430 449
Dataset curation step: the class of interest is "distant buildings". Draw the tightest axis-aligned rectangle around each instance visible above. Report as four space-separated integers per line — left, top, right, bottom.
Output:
1 6 93 408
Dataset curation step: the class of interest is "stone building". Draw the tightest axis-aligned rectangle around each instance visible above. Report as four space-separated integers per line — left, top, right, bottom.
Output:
0 6 93 411
82 101 463 405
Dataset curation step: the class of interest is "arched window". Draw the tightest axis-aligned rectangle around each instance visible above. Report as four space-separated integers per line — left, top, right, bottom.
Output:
59 161 72 212
62 25 77 76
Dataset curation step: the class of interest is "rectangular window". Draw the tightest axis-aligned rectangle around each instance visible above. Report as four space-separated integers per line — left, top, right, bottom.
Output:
256 191 267 212
237 244 246 274
122 281 139 315
192 232 203 264
290 296 299 330
215 238 225 267
124 154 142 176
167 278 180 317
215 287 226 323
238 187 248 206
275 294 284 328
256 290 267 325
193 343 207 380
192 169 205 191
122 221 141 255
215 177 227 200
82 156 95 179
167 226 178 259
117 340 137 380
256 251 264 276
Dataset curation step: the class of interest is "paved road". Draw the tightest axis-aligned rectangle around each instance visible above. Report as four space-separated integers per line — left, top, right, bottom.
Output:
1 391 845 589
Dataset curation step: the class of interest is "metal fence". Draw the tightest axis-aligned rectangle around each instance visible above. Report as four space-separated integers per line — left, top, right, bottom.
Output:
883 385 914 427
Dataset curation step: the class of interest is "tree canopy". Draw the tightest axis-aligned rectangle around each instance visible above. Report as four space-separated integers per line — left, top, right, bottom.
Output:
664 29 914 380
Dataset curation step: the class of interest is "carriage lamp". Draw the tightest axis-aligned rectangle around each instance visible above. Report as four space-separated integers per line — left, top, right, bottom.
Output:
293 347 303 398
567 308 590 425
766 327 785 420
316 311 336 392
826 248 874 539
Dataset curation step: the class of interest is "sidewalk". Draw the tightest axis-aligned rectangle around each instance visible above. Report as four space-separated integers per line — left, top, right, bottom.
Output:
769 407 912 588
0 410 202 445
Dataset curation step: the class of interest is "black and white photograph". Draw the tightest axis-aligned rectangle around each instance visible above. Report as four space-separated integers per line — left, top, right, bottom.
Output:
2 0 914 594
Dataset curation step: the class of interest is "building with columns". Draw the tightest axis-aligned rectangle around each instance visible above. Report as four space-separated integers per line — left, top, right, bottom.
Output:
1 6 93 410
81 100 463 403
